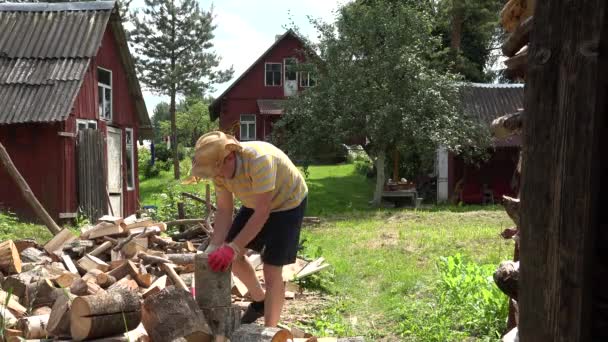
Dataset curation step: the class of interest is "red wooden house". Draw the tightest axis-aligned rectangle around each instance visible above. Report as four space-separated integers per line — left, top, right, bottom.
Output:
209 30 315 141
436 83 524 204
0 1 152 222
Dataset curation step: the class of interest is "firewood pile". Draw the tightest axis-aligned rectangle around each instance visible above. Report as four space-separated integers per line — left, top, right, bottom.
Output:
492 1 535 341
0 210 334 341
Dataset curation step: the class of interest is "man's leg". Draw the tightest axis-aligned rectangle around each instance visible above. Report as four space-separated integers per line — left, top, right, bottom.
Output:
262 263 284 327
231 253 265 302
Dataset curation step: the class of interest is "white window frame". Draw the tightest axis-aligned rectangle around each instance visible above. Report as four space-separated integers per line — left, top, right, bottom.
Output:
76 119 98 132
240 114 256 141
284 58 298 84
264 63 282 87
299 72 316 87
98 67 113 122
125 128 135 191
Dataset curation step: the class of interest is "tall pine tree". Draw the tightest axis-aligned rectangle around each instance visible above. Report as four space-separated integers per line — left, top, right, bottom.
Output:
130 0 233 179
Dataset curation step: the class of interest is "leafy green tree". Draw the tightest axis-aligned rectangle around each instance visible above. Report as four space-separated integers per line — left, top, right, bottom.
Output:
151 102 170 144
273 0 489 206
159 97 218 147
130 0 233 179
431 0 504 82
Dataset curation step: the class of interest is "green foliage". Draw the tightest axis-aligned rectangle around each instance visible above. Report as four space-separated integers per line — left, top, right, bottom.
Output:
309 301 354 337
274 0 490 204
429 0 504 82
151 102 170 144
158 97 218 147
396 254 508 341
130 0 232 97
147 182 211 229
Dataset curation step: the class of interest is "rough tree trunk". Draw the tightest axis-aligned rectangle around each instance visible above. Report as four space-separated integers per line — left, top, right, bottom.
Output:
170 84 179 179
371 150 386 206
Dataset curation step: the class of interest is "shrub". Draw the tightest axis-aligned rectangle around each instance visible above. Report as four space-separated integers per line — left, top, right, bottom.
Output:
396 254 508 341
148 183 212 232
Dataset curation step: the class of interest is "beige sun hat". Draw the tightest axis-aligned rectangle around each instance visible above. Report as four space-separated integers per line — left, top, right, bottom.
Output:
191 131 242 178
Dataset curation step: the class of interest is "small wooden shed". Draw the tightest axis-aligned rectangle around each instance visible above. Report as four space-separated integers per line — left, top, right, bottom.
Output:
0 1 152 222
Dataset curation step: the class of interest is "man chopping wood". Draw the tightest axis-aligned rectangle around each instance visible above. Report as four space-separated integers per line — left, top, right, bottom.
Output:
191 131 308 327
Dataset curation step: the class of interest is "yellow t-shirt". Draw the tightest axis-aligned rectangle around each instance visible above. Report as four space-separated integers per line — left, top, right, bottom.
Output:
213 141 308 212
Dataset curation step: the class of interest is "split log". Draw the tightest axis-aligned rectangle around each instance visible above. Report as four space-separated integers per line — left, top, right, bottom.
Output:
142 275 167 299
47 292 76 338
90 241 114 257
107 276 139 292
96 273 117 289
43 228 76 254
160 263 188 291
195 254 231 309
141 286 211 341
70 289 141 341
88 224 127 239
491 111 523 139
61 254 79 274
502 16 533 57
0 142 62 235
83 222 117 240
78 254 110 273
2 270 39 298
26 278 62 309
19 247 48 264
0 240 22 274
166 253 195 265
70 278 104 296
84 323 150 342
504 47 528 71
83 269 105 283
494 260 519 300
54 271 79 289
0 290 27 317
98 215 124 226
122 216 154 230
139 253 171 265
107 260 137 280
0 304 18 328
119 237 149 259
296 257 330 279
16 314 49 339
502 196 521 227
14 239 39 253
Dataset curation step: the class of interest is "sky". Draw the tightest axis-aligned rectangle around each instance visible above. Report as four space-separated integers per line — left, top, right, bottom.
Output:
132 0 349 117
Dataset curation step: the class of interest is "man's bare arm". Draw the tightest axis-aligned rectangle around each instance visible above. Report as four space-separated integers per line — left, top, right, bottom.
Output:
210 189 234 246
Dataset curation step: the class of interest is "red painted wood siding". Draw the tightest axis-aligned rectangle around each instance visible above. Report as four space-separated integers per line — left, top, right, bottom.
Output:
67 26 142 217
218 35 309 141
0 123 63 221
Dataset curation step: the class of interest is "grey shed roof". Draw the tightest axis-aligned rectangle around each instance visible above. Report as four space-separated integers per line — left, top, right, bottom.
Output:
460 83 524 126
0 1 152 137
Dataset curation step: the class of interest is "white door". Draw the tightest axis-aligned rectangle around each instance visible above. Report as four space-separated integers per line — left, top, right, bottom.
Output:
107 127 123 217
284 58 298 97
436 146 449 203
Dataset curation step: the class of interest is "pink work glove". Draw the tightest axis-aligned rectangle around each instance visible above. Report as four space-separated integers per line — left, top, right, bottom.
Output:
207 243 239 272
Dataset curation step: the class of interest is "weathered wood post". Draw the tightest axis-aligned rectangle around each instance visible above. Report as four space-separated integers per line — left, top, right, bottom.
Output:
195 253 240 341
519 0 608 340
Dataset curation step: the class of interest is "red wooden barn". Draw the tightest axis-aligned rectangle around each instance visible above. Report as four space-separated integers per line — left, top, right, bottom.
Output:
209 30 315 141
0 1 152 222
436 83 524 204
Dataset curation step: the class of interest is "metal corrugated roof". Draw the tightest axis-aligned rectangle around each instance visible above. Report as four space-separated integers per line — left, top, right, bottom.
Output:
460 83 525 126
0 5 112 59
0 58 88 85
0 2 115 125
257 99 286 115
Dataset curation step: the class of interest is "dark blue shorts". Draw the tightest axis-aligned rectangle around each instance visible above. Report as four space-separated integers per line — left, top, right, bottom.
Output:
226 197 307 266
